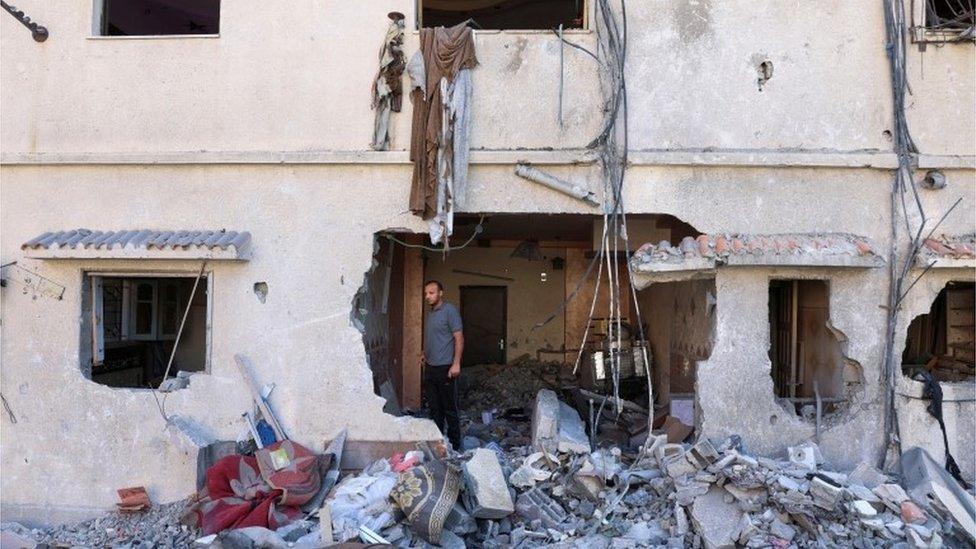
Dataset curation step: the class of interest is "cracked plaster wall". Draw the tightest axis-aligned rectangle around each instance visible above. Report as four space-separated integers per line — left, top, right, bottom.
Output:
1 0 974 526
893 269 976 483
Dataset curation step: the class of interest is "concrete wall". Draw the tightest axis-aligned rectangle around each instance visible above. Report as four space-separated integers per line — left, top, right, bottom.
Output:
1 0 974 524
424 245 568 360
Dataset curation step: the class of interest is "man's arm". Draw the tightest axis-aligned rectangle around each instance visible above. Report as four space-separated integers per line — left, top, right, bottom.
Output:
448 331 464 378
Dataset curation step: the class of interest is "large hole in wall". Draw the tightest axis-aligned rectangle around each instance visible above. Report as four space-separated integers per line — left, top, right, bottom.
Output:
420 0 585 30
634 277 716 439
767 279 863 421
353 213 701 446
902 281 975 382
80 272 209 388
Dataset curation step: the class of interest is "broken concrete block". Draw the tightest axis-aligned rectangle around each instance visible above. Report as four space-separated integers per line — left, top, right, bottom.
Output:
769 518 796 542
623 521 667 545
901 446 976 541
900 500 926 524
776 475 802 492
531 389 560 454
674 504 689 536
515 487 567 529
690 486 742 549
873 483 909 511
444 502 477 535
665 454 698 479
849 460 887 489
462 448 514 519
851 499 878 518
557 401 590 454
723 484 766 508
787 443 819 471
809 476 843 510
571 472 605 501
734 513 757 544
687 438 720 470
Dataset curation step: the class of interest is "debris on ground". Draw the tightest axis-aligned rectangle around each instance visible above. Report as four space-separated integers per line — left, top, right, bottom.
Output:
6 370 974 548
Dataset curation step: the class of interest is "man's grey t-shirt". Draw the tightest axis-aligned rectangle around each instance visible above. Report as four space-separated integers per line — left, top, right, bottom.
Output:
424 302 463 366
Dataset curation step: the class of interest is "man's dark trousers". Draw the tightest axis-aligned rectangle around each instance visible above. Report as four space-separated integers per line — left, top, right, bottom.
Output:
425 364 461 450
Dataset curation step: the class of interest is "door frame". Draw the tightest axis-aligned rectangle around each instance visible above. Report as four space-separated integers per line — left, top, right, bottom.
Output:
459 285 508 366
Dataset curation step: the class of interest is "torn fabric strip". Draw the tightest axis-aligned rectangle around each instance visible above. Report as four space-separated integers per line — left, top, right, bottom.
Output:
371 14 405 151
408 22 478 245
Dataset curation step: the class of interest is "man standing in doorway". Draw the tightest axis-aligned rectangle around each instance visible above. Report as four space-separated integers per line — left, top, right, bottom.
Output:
422 280 464 450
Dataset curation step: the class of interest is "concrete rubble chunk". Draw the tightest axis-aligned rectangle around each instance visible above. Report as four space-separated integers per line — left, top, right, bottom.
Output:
873 483 910 511
690 486 743 549
557 401 591 454
463 449 515 519
515 487 567 529
623 521 667 545
852 499 879 518
687 438 720 470
531 389 560 454
900 500 926 524
849 461 888 489
787 442 820 471
901 446 976 541
809 475 844 510
769 517 796 542
444 503 477 535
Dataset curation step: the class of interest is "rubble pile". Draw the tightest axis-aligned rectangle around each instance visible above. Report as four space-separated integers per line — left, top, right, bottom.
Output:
5 385 973 548
2 499 199 548
462 359 563 415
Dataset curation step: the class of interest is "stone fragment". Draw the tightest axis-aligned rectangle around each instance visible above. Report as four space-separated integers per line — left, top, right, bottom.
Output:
769 518 796 542
674 504 689 535
531 389 560 454
901 447 976 541
907 528 928 548
571 472 605 501
809 476 844 510
873 483 910 511
462 448 515 519
851 500 878 518
776 475 802 492
665 455 698 479
787 443 819 471
461 436 482 451
557 402 590 454
438 529 466 549
900 500 926 524
723 484 766 507
687 438 720 470
654 443 685 467
444 503 477 535
623 521 667 545
516 488 567 529
690 486 743 549
849 461 887 489
734 513 757 544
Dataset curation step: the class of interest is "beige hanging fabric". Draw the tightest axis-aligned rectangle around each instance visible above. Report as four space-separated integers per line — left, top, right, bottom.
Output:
371 13 406 151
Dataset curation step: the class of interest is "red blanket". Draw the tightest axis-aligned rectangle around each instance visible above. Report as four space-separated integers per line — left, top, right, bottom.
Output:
183 441 325 535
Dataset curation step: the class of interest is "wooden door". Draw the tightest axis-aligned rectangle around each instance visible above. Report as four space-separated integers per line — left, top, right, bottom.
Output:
460 286 507 367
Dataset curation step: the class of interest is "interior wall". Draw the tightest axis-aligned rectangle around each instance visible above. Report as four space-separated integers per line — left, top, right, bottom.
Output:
564 249 633 363
172 281 208 374
423 245 567 363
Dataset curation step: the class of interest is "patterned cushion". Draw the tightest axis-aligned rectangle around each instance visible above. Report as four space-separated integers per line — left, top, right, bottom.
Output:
390 460 461 543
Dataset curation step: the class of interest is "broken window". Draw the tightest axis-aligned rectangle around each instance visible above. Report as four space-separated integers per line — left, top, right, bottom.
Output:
902 281 975 382
96 0 221 36
82 273 209 388
913 0 975 42
420 0 585 30
768 280 854 418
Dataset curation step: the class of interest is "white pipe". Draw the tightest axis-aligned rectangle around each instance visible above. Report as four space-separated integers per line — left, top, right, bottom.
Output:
515 164 600 207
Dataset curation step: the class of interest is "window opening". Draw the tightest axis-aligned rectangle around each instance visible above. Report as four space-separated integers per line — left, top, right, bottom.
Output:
420 0 585 30
902 281 975 382
768 279 852 418
913 0 975 41
83 274 208 388
97 0 220 36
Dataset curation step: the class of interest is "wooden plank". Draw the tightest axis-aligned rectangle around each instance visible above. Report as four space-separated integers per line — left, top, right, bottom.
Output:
401 247 424 409
234 354 287 441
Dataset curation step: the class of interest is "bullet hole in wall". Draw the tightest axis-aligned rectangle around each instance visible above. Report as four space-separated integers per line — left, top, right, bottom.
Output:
883 130 893 142
253 282 268 303
757 60 773 91
921 170 947 190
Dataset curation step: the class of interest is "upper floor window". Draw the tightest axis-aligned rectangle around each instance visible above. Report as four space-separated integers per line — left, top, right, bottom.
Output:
96 0 221 36
420 0 585 30
913 0 975 42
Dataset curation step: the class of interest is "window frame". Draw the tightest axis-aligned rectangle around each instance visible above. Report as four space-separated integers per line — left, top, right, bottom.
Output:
414 0 593 33
86 270 214 375
911 0 976 43
90 0 221 39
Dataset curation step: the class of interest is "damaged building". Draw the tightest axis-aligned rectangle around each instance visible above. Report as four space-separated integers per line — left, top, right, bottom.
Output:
0 0 974 546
